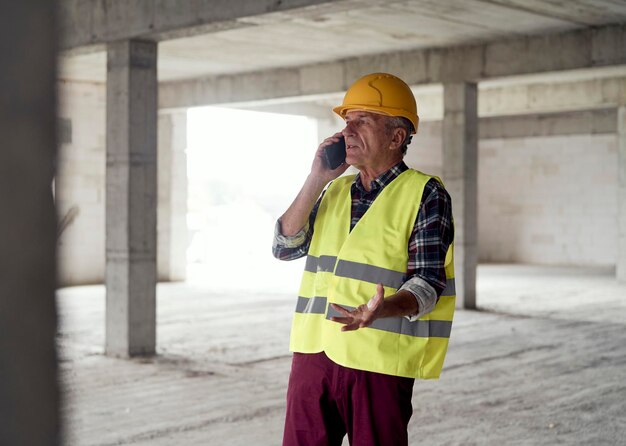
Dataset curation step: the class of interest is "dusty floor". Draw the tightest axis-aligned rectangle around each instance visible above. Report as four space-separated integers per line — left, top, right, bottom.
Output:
57 265 626 445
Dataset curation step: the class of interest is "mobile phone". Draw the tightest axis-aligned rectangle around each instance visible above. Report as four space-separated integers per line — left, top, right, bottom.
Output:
322 136 346 170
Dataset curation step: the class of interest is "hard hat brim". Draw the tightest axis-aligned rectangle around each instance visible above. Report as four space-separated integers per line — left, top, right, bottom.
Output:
333 105 418 134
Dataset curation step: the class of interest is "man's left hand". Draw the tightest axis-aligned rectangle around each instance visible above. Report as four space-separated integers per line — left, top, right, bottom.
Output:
330 283 385 331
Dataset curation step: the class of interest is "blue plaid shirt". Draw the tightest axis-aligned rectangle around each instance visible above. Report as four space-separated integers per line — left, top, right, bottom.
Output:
273 161 453 318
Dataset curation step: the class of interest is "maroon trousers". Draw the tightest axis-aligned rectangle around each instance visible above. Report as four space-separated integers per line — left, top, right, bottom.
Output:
283 352 415 446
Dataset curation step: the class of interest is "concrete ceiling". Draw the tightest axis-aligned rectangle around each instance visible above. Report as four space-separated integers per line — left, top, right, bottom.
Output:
59 0 626 84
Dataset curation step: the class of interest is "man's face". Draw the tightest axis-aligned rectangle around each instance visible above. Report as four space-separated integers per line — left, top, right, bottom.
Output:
341 110 394 170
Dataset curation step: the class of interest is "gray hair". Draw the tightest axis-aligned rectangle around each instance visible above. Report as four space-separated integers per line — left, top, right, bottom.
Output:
384 116 413 156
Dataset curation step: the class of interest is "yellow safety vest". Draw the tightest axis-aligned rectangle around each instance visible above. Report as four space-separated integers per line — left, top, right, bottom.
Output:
289 169 455 379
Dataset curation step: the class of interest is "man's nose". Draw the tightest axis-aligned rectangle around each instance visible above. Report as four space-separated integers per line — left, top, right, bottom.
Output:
342 122 354 137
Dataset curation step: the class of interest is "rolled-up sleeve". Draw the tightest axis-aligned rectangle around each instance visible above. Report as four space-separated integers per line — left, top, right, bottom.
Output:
272 197 322 261
272 219 311 261
400 277 438 321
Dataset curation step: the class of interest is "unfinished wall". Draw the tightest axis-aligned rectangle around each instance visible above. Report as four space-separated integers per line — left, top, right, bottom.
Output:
479 133 617 266
57 81 106 286
408 115 618 267
57 82 188 286
405 120 444 178
157 110 188 282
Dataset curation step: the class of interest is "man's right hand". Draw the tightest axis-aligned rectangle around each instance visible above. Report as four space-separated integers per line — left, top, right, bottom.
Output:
310 132 350 185
278 133 349 237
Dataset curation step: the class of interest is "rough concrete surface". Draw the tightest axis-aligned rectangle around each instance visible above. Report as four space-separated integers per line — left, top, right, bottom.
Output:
58 265 626 445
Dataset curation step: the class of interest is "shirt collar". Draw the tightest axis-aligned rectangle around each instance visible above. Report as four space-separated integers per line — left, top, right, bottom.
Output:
353 161 409 193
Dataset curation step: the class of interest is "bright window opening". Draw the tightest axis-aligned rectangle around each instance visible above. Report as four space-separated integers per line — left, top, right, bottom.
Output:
186 106 318 294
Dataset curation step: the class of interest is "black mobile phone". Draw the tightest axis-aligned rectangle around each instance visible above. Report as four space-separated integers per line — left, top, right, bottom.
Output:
322 136 346 170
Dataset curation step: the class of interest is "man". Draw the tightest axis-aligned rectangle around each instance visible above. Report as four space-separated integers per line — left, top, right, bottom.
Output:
273 73 455 446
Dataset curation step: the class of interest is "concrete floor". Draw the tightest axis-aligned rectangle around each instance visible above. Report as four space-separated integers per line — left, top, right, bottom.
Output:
57 265 626 445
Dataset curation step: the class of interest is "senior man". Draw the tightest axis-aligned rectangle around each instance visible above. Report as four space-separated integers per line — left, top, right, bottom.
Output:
273 73 455 446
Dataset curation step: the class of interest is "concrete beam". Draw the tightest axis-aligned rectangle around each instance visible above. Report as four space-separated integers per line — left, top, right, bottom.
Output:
480 108 617 139
106 39 158 357
219 74 626 123
160 24 626 109
0 1 61 444
238 94 618 137
59 0 337 51
442 83 478 310
479 75 626 117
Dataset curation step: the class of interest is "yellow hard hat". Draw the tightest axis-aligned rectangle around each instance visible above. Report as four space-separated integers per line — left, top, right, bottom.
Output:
333 73 419 134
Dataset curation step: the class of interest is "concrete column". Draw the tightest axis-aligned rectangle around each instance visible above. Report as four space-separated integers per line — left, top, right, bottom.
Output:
618 106 626 282
0 1 61 444
442 83 478 309
106 40 157 357
158 110 188 281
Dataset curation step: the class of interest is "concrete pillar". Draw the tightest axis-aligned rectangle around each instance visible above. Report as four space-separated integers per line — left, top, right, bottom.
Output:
106 40 158 357
0 1 61 445
618 106 626 282
158 110 188 281
442 83 478 309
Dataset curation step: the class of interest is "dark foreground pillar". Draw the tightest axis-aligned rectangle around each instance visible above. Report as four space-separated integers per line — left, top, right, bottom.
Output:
0 1 61 445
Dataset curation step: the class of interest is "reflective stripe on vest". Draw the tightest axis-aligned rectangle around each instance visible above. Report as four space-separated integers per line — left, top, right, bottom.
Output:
306 255 406 288
295 278 455 335
295 296 327 314
326 304 452 338
304 255 337 273
289 170 455 379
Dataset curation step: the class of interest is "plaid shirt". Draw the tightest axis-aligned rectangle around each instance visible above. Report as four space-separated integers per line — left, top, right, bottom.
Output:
273 161 453 316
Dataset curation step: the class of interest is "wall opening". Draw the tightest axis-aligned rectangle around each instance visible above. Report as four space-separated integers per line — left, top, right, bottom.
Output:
186 106 318 294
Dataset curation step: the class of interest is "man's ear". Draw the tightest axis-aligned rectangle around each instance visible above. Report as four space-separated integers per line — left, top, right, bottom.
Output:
389 127 407 151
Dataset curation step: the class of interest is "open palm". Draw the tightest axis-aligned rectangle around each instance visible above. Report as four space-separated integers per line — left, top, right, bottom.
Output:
330 283 385 331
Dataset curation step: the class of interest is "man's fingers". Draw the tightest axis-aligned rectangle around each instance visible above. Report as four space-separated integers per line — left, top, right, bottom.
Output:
331 315 360 330
368 294 383 310
376 283 385 298
366 284 384 311
341 323 361 332
362 313 375 325
329 301 374 331
330 303 352 317
320 133 343 149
